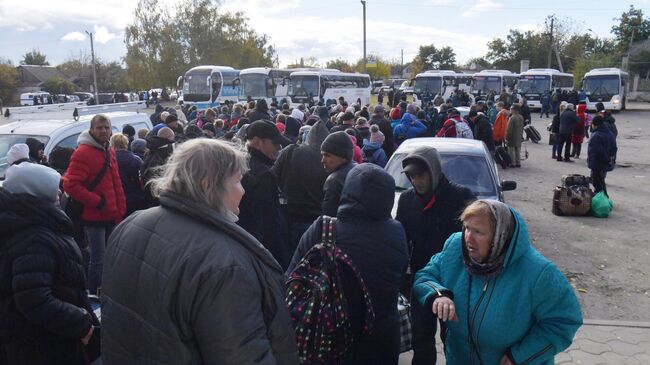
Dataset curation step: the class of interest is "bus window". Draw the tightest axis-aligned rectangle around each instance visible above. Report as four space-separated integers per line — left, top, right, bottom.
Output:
211 72 223 102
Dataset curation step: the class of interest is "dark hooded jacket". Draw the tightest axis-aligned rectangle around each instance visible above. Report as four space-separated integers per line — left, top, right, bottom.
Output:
248 99 271 123
588 126 617 172
115 149 145 215
140 134 174 207
283 116 301 144
559 110 579 135
322 160 356 217
316 106 334 130
396 147 475 273
273 121 330 219
0 189 97 365
238 148 289 268
369 113 394 157
287 164 409 365
101 191 299 365
472 113 495 151
25 137 45 163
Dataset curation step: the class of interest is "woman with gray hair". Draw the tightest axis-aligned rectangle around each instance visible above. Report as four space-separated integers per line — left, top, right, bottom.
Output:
101 138 299 365
413 200 582 365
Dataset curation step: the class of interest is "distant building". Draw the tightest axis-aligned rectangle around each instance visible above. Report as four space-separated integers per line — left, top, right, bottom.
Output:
16 65 72 92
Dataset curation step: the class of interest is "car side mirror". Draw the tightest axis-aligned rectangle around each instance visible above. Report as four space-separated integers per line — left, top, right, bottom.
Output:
501 180 517 191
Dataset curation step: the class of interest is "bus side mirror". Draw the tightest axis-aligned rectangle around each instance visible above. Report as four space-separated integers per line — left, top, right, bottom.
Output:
176 76 183 88
233 78 240 86
281 77 288 87
206 76 211 86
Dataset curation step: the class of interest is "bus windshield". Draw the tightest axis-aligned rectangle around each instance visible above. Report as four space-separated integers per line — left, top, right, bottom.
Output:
182 70 212 102
414 77 442 94
472 76 501 93
518 76 550 94
240 73 272 99
583 75 619 99
289 75 319 97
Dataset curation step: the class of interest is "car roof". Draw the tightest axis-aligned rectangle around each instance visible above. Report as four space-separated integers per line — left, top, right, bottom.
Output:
393 137 487 156
0 111 149 136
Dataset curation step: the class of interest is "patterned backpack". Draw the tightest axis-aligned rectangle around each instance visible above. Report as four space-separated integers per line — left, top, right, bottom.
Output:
286 216 375 364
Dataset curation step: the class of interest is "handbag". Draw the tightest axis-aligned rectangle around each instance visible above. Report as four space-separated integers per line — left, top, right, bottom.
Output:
63 148 111 221
397 293 412 353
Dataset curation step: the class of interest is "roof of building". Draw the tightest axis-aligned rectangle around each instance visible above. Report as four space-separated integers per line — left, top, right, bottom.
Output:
18 65 71 87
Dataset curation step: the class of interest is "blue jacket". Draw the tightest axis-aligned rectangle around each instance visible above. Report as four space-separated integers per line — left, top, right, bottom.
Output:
361 140 388 167
287 164 409 364
393 113 427 142
413 208 582 365
588 127 617 172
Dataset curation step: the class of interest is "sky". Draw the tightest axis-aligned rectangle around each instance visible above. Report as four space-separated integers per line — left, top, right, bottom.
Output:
0 0 648 70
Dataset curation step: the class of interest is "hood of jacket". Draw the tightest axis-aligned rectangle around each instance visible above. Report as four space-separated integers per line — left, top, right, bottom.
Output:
316 106 329 123
146 133 174 150
337 163 395 221
255 99 269 113
362 140 382 150
77 130 106 150
306 120 329 148
400 112 418 126
402 145 443 192
284 116 301 138
155 104 164 114
0 188 73 239
497 207 531 269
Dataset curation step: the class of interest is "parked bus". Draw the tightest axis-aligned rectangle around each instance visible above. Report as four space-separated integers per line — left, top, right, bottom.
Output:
288 70 371 107
237 68 293 105
471 69 519 100
413 70 473 106
581 68 629 111
518 68 574 109
176 66 240 110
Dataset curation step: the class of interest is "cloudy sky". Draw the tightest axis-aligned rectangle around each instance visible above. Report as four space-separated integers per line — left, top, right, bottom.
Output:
0 0 646 69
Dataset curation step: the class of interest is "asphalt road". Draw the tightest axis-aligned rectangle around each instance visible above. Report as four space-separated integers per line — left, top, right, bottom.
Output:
498 106 650 321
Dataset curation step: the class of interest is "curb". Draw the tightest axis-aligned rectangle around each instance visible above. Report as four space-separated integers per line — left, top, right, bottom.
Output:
583 319 650 329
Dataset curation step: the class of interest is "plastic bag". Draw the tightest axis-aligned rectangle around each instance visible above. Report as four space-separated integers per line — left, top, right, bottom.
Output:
591 191 613 218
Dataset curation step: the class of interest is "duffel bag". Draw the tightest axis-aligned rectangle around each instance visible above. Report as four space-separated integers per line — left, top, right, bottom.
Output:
552 185 593 216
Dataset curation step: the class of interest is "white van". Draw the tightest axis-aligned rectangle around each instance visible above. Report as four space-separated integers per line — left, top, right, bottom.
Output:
0 101 152 178
20 92 52 106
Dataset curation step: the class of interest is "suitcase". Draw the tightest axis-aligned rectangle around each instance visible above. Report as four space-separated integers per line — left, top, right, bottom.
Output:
562 174 592 187
524 124 541 143
494 146 511 168
552 185 593 216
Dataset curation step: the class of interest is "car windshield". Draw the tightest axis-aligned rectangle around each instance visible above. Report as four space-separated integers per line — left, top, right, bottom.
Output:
385 153 497 198
414 77 442 94
518 76 550 94
0 135 50 178
472 76 501 93
289 75 319 97
583 75 620 99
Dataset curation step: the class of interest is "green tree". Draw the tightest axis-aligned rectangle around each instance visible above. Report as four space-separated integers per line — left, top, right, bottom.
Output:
0 60 18 104
411 44 457 76
611 5 650 52
485 30 547 71
354 56 391 80
326 58 354 72
57 53 93 90
41 77 76 94
287 56 320 68
21 49 50 66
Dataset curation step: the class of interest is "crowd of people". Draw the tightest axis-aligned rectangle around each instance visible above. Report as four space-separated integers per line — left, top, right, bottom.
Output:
2 91 611 365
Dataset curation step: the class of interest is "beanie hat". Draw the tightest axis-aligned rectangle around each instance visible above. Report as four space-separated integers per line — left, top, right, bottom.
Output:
122 125 136 137
355 117 369 128
595 102 605 112
321 131 353 161
166 114 179 124
389 108 400 120
341 111 355 123
3 163 61 203
7 143 30 165
160 111 170 124
369 124 385 144
373 104 384 114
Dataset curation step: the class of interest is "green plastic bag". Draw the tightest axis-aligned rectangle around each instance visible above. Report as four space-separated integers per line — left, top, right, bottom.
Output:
591 191 613 218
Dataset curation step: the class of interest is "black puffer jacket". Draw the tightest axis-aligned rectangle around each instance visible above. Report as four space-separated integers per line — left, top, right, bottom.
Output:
101 191 299 365
472 114 495 152
322 160 356 217
287 164 409 365
0 189 96 365
140 134 174 207
248 99 271 123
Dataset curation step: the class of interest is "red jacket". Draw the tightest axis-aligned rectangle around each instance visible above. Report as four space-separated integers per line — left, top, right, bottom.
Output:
63 130 126 224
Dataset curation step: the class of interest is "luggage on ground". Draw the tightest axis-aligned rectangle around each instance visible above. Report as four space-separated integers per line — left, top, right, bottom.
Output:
524 124 541 143
397 294 412 353
494 145 512 169
552 174 594 216
591 191 613 218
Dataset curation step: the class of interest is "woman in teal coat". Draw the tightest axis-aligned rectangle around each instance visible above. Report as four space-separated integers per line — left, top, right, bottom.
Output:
413 200 582 365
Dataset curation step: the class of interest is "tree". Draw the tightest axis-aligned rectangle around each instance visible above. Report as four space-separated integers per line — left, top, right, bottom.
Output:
353 56 391 80
287 56 320 68
411 44 457 76
0 60 18 104
485 30 547 71
21 49 49 66
41 77 76 95
57 53 94 91
612 5 650 52
326 58 354 72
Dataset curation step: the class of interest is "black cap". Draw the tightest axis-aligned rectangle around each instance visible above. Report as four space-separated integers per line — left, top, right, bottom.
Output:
246 120 290 146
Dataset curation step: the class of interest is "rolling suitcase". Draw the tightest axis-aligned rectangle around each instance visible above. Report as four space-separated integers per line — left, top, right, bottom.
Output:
494 146 511 169
524 124 541 143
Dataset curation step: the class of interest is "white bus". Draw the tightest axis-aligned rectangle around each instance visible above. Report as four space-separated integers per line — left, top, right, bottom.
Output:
237 67 294 105
288 70 371 107
413 70 473 106
581 68 629 111
176 66 240 110
471 69 519 100
518 68 574 109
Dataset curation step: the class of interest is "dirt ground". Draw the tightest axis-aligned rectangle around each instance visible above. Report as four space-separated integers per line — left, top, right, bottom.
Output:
498 107 650 321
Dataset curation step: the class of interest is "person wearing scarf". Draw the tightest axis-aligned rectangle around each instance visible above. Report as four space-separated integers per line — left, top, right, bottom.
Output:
413 200 583 365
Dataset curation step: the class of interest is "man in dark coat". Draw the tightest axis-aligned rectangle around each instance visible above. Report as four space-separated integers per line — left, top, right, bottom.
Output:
396 146 475 365
320 131 356 216
288 163 409 365
238 120 292 269
0 163 97 365
140 127 175 207
248 98 271 123
588 115 617 196
273 121 330 256
558 103 579 162
369 104 394 158
468 110 495 152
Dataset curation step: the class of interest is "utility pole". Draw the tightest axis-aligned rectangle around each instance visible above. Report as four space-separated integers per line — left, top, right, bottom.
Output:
361 0 367 73
547 15 554 69
86 30 99 104
626 27 636 71
401 49 404 77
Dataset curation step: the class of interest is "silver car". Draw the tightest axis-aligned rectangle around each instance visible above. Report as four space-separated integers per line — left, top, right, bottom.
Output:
385 138 516 216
